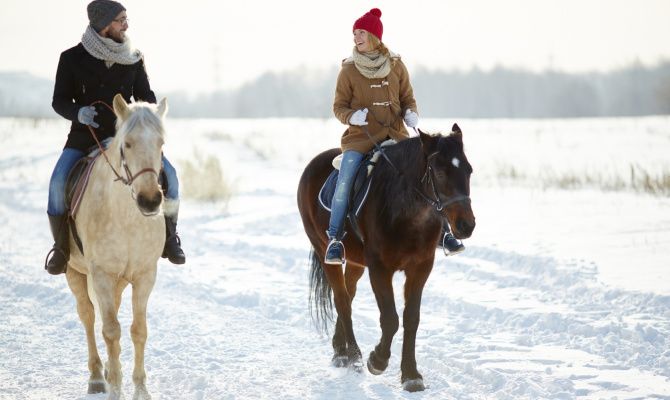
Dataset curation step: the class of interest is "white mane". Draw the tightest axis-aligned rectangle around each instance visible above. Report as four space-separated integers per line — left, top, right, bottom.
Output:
113 102 165 148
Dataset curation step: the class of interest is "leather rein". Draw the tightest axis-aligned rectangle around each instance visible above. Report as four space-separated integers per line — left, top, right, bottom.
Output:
87 100 159 186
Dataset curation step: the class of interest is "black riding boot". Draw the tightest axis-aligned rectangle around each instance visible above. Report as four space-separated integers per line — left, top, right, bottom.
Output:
438 221 465 256
162 216 186 264
45 214 69 275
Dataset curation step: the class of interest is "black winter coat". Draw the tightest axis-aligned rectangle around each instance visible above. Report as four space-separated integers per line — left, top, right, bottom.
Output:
52 43 157 151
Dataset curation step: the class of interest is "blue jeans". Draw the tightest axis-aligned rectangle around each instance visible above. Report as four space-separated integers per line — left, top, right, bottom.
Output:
47 148 86 216
47 147 179 216
161 156 179 200
327 150 364 239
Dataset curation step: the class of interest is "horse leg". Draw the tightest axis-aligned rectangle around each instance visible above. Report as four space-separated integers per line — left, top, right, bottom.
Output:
65 268 106 394
99 280 128 386
115 280 128 313
366 264 398 375
90 269 124 399
400 265 432 392
130 270 156 400
331 265 365 367
331 315 347 366
323 264 362 370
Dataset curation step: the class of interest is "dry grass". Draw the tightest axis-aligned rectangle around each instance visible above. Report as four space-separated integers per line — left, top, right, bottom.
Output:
242 134 277 161
179 152 234 205
494 163 670 196
629 164 670 195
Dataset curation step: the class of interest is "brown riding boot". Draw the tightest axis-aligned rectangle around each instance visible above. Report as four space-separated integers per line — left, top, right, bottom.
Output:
45 214 69 275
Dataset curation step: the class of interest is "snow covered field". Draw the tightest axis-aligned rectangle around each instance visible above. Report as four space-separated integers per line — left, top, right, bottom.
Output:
1 116 669 399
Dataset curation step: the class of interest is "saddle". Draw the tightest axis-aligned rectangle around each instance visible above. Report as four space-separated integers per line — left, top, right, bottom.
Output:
66 149 102 221
64 145 104 254
318 160 373 216
318 140 396 242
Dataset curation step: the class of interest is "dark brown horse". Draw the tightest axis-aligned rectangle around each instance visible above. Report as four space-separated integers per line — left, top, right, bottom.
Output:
297 125 476 392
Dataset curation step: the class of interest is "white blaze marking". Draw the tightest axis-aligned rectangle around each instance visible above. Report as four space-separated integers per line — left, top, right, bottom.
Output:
452 157 460 168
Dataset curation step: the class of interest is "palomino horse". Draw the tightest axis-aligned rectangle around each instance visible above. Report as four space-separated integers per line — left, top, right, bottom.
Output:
297 126 475 392
65 94 167 400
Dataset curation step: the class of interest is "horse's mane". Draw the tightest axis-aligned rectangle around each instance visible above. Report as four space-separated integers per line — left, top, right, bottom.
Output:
372 132 460 220
113 103 165 147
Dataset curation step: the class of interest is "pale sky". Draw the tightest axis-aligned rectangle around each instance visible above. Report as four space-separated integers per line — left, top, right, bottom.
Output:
1 0 669 93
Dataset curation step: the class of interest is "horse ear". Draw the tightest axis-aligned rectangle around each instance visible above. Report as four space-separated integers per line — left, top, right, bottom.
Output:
157 97 168 118
113 94 130 120
418 129 439 156
452 123 462 134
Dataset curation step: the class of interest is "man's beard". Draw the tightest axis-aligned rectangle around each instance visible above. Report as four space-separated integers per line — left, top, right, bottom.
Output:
109 30 126 44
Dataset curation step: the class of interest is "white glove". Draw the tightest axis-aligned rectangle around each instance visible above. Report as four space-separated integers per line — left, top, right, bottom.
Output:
78 106 99 128
349 108 368 126
404 109 419 128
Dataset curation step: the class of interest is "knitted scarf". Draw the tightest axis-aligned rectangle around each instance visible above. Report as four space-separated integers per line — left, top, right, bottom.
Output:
351 47 392 79
81 25 142 68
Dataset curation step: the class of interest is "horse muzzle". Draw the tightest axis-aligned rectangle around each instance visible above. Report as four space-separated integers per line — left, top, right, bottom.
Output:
136 190 163 216
453 217 476 239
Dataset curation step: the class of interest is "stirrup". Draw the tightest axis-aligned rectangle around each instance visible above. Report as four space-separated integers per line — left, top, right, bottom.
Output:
324 239 345 265
441 233 465 256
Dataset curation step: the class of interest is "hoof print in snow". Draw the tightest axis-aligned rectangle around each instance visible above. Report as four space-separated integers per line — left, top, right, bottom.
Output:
349 360 364 373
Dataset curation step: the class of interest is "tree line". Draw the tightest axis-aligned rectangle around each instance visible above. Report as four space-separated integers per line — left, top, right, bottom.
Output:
2 62 669 118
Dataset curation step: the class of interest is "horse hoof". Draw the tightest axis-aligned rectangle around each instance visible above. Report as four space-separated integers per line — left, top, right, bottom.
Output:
402 378 426 392
107 389 123 400
88 380 106 394
133 385 152 400
367 351 388 375
331 355 348 368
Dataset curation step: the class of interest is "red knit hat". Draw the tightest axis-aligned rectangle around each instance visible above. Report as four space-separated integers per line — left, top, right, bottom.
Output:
353 8 383 41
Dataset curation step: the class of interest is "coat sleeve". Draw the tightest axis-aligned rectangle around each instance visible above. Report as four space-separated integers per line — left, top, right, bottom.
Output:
333 66 355 125
132 58 157 104
397 60 418 115
52 52 80 122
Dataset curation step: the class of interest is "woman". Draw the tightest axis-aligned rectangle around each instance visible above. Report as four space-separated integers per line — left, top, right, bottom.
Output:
326 8 420 264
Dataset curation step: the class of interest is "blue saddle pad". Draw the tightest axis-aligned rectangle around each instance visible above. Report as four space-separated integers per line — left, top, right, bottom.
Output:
318 165 373 217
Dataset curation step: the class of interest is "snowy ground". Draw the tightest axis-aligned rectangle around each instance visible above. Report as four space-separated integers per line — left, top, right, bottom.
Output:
1 116 669 399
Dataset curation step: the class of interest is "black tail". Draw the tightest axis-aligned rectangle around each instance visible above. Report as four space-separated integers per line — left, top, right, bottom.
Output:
308 248 334 334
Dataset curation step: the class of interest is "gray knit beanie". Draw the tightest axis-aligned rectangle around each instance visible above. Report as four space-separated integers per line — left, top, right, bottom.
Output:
87 0 126 32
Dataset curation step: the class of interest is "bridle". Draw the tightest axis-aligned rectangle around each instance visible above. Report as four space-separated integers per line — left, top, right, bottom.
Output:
87 101 160 186
362 125 471 213
419 151 471 212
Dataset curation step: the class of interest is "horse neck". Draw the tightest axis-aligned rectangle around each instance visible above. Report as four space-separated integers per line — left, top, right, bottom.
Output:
374 142 435 220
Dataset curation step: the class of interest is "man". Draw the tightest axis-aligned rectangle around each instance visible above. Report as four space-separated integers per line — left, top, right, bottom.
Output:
46 0 185 274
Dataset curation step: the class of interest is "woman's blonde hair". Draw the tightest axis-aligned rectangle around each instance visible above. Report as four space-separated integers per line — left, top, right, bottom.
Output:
367 32 390 58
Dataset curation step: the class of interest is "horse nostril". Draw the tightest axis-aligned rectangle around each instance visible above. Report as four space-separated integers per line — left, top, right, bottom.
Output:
457 219 475 235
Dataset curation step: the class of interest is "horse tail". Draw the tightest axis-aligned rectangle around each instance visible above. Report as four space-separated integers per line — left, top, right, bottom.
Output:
308 248 334 334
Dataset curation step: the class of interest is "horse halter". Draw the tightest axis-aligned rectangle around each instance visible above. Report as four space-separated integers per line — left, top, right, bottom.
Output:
117 145 159 186
87 101 160 187
419 153 471 212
